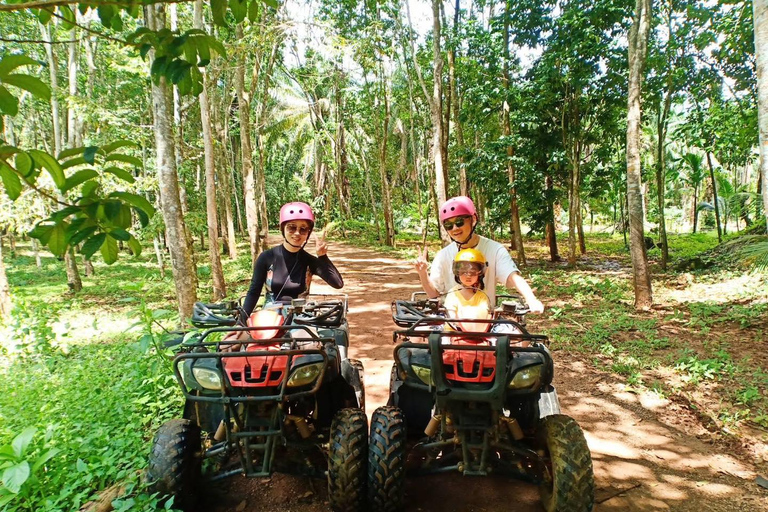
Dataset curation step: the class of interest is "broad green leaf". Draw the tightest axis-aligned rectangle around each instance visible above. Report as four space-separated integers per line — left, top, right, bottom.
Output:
135 207 149 227
2 74 50 101
36 8 53 24
196 37 211 67
31 448 61 474
104 166 135 183
82 233 106 259
263 0 278 10
230 0 247 22
104 153 142 167
28 150 64 187
248 0 258 22
208 37 227 60
0 145 20 159
103 200 122 221
102 140 138 154
0 86 19 116
61 156 88 169
2 461 30 494
0 162 22 200
110 229 130 241
28 223 54 244
97 4 115 27
57 146 84 160
210 0 227 26
82 180 99 197
62 169 98 193
58 5 76 30
0 445 16 460
83 146 99 164
69 226 97 247
101 234 118 264
0 55 40 78
116 203 132 229
11 428 36 459
14 152 33 177
76 458 87 472
48 223 68 257
109 192 156 218
49 205 81 222
128 236 142 257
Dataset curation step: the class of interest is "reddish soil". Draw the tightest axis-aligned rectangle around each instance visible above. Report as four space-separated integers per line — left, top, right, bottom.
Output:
205 240 768 512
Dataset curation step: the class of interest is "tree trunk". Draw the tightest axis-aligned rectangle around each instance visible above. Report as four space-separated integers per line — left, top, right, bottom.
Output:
378 63 395 247
146 4 199 321
32 238 41 268
568 159 580 265
450 0 467 197
0 238 11 320
40 24 62 156
626 0 653 310
235 24 260 264
502 0 526 265
195 0 225 301
705 151 723 243
692 183 699 233
153 236 166 278
655 95 671 269
67 23 79 148
431 0 447 212
754 0 768 231
545 175 560 262
64 248 82 293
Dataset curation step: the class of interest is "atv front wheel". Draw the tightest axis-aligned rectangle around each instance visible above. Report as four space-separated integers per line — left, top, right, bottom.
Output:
349 358 366 412
368 406 406 512
328 408 368 512
146 419 202 511
537 414 594 512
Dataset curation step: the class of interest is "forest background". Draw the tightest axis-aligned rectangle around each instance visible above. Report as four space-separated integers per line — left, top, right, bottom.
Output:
0 0 767 510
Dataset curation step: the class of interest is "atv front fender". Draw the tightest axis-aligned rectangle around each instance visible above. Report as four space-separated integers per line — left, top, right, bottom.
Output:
538 385 562 418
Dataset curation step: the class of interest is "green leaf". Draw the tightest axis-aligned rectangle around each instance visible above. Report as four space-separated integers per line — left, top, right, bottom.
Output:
128 236 142 257
2 74 50 101
263 0 278 10
28 150 65 188
248 0 258 22
83 146 99 164
103 200 122 221
110 229 130 241
230 0 247 22
196 37 211 67
58 5 76 30
0 55 40 78
0 162 22 200
0 85 19 116
97 4 115 27
76 458 88 472
36 8 53 24
14 152 33 177
81 233 106 259
61 156 88 169
69 226 97 247
62 169 98 193
11 428 36 459
208 37 227 60
211 0 227 26
104 153 142 167
82 180 99 197
31 448 61 474
101 234 118 264
104 166 135 183
48 223 68 257
135 207 149 228
2 461 30 494
109 192 156 218
101 140 137 154
57 147 84 160
28 223 54 244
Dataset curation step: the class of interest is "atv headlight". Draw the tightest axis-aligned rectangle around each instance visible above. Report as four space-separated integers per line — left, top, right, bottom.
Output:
509 365 542 389
287 362 324 388
412 365 432 385
192 367 223 390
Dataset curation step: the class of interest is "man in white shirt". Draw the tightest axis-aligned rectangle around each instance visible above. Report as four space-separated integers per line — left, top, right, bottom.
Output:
415 196 544 313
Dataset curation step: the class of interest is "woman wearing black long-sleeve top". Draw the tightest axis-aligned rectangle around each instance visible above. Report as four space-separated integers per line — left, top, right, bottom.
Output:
242 202 343 315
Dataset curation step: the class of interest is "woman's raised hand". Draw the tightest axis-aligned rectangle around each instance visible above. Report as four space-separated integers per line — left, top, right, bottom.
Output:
315 229 328 257
414 246 429 275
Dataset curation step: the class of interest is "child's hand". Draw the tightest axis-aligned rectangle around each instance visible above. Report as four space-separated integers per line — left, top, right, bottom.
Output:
414 247 429 274
315 229 328 257
527 298 544 314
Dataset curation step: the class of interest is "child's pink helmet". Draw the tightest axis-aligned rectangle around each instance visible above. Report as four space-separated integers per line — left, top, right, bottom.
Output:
439 196 477 222
279 202 315 229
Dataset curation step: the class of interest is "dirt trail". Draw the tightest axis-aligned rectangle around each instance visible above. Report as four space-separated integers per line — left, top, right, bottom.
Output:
208 240 768 512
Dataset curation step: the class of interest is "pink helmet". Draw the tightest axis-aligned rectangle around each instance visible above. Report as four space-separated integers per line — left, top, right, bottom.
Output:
439 196 477 222
279 202 315 228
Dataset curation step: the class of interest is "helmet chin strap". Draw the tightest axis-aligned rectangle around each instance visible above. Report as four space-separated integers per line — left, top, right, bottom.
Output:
452 221 477 249
282 229 313 250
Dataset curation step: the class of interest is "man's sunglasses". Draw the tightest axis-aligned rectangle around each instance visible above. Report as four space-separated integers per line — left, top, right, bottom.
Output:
286 224 310 235
443 216 470 231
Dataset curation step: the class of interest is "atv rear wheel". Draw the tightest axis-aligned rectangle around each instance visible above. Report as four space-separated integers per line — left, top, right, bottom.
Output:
328 408 368 512
368 406 406 512
146 419 202 511
537 414 594 512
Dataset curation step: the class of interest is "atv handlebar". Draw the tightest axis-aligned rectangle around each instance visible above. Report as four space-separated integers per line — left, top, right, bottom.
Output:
192 301 242 327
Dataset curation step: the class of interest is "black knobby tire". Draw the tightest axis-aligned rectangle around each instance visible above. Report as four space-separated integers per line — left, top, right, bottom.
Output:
368 406 407 512
328 408 368 512
538 414 595 512
349 358 366 412
146 419 202 512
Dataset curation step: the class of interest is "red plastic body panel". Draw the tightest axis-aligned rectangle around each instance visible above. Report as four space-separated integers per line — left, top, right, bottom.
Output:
222 310 289 388
442 337 496 383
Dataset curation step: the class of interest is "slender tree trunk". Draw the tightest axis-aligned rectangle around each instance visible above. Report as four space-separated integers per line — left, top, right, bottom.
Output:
656 94 671 268
568 158 580 265
431 0 447 212
378 63 395 247
0 238 11 320
235 24 260 264
626 0 653 309
32 238 41 268
450 0 467 197
195 0 225 300
502 0 526 265
40 24 62 156
754 0 768 231
146 4 198 321
154 236 166 278
545 175 560 262
705 151 723 243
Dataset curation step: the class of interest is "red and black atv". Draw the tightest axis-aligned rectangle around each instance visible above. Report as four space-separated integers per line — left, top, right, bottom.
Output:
368 294 594 512
146 295 367 512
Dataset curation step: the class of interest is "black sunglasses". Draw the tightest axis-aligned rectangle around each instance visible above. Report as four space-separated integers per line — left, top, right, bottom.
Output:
443 216 470 231
286 224 310 235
